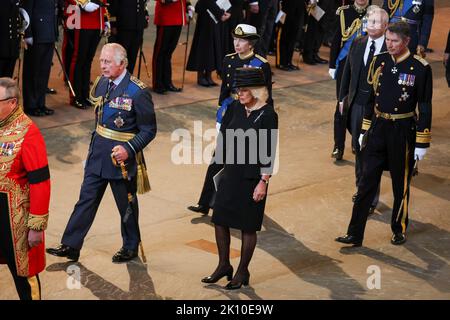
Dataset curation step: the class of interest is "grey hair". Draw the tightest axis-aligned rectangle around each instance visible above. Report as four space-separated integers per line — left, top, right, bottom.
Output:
249 86 269 103
102 43 129 67
367 6 389 25
0 77 19 99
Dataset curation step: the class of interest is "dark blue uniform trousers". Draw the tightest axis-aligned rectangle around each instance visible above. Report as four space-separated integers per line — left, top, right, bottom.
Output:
61 171 140 251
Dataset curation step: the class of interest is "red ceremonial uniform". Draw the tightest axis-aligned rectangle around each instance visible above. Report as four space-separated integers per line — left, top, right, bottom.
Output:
154 0 188 26
65 0 107 30
0 107 50 278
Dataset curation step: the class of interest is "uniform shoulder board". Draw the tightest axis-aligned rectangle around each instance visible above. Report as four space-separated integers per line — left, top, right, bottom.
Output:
255 54 268 63
413 54 429 66
336 5 349 15
375 50 389 57
130 76 147 89
225 52 238 57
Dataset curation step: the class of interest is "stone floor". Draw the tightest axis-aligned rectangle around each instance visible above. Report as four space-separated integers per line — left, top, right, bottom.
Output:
1 3 449 300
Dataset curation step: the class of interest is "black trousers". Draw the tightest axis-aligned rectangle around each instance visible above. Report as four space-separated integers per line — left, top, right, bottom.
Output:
0 194 41 300
116 29 144 75
152 25 182 90
0 58 16 78
333 100 347 152
197 161 223 208
347 117 416 239
61 171 140 251
277 7 303 67
303 15 324 58
253 0 278 57
69 29 101 102
23 43 54 112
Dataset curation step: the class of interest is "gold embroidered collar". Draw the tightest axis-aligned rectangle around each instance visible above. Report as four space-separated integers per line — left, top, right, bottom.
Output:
0 106 23 128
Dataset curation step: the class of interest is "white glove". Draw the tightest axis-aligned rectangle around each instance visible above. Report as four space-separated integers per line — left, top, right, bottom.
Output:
24 37 33 46
328 68 336 79
414 147 427 160
358 133 364 150
188 5 195 19
83 2 100 12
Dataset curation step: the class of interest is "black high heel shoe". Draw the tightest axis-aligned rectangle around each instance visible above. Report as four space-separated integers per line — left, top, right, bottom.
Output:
201 266 233 283
224 273 250 290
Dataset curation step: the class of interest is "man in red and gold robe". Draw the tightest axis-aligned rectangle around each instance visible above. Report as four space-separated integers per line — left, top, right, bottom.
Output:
0 77 51 300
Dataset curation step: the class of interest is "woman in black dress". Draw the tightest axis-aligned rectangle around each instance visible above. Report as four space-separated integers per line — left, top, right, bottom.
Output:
201 68 278 290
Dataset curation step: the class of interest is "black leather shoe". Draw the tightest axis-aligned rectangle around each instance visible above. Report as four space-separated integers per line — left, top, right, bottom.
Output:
391 233 406 245
46 87 57 95
331 147 343 160
112 248 138 263
201 266 233 283
303 56 317 65
368 205 376 215
40 106 55 115
25 109 45 117
166 84 182 92
153 87 167 95
287 63 300 71
206 79 218 87
72 100 88 109
224 273 250 290
335 234 362 247
187 204 209 215
313 54 328 64
276 65 293 72
46 244 80 261
197 77 210 87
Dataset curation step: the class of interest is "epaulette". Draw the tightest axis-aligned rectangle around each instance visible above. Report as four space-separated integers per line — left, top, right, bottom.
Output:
226 52 238 57
130 76 147 89
336 5 349 15
413 54 429 66
254 54 268 63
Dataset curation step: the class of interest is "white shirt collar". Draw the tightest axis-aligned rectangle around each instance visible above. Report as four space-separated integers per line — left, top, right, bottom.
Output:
368 35 385 54
110 68 127 87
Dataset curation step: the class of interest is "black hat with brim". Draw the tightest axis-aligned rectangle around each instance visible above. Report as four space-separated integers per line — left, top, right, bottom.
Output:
233 67 266 89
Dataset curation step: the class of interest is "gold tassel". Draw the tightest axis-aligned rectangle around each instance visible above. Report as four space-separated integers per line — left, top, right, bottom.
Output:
136 152 151 194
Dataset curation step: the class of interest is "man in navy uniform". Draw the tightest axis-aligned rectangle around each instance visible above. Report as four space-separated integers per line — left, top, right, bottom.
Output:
383 0 434 57
22 0 62 117
336 21 432 246
109 0 150 75
0 0 22 77
328 0 369 161
338 7 389 214
188 24 272 215
47 43 157 263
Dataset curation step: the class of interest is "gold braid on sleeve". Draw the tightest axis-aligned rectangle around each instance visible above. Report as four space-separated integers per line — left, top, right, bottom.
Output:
341 12 362 42
27 213 49 231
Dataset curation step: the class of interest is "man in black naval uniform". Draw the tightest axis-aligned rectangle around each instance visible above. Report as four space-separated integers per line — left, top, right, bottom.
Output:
109 0 149 74
188 24 272 215
47 43 157 263
336 21 432 246
0 0 22 77
339 7 389 213
383 0 434 57
22 0 62 117
329 0 369 161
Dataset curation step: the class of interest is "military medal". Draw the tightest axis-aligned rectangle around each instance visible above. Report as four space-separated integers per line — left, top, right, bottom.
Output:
114 115 125 128
391 66 398 74
0 142 15 156
401 92 409 101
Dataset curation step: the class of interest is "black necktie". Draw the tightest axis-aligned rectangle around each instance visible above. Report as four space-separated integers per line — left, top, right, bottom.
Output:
366 40 375 66
106 81 116 99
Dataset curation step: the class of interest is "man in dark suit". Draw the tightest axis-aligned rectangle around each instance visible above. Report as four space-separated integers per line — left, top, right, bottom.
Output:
47 43 157 263
339 6 389 213
246 0 278 57
109 0 150 75
22 0 62 117
0 0 22 77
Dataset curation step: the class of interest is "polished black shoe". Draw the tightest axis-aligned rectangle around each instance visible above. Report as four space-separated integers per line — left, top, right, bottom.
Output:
331 147 343 160
40 106 55 115
335 234 362 247
303 56 317 65
166 84 182 92
313 54 328 64
287 63 300 71
46 87 57 95
112 248 138 263
276 65 293 72
201 266 233 284
46 244 80 261
72 100 88 109
368 205 376 215
224 273 250 290
25 109 45 117
197 77 210 87
391 233 406 245
187 204 209 215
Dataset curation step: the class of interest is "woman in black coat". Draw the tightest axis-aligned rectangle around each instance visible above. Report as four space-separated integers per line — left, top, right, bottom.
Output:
186 0 231 86
201 68 278 290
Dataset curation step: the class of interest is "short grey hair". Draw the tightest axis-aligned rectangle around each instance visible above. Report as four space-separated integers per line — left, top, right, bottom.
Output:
102 43 129 67
0 77 19 100
367 6 389 25
249 86 269 103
